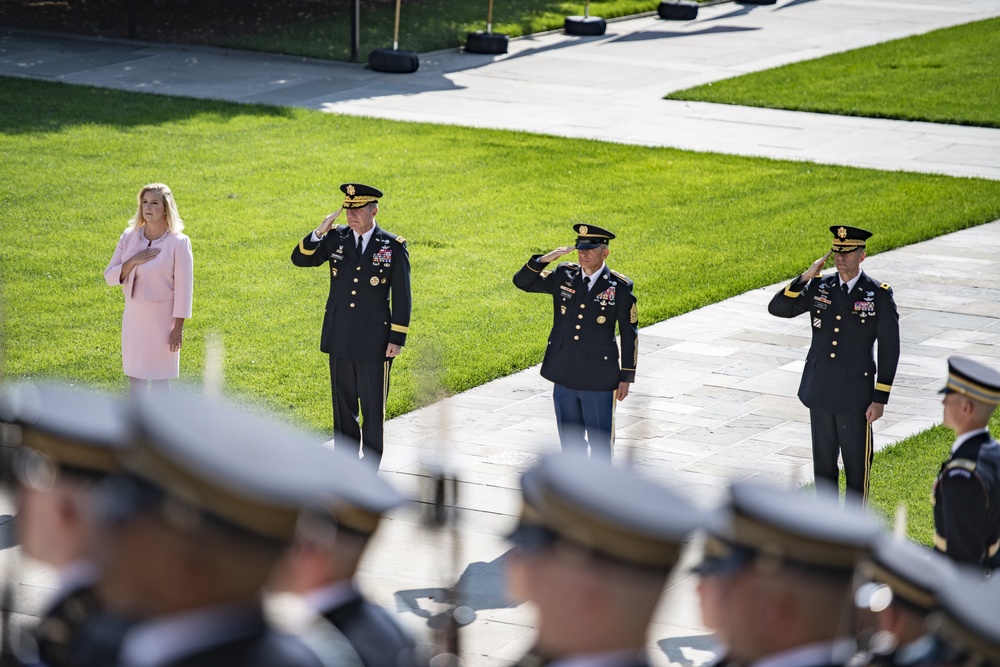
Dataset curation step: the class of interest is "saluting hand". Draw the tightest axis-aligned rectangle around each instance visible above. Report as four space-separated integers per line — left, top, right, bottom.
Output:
801 251 832 282
539 246 574 264
316 207 343 237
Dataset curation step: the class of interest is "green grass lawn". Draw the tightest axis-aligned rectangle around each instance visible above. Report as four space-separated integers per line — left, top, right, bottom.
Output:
868 411 1000 547
228 0 662 60
3 77 1000 447
667 17 1000 128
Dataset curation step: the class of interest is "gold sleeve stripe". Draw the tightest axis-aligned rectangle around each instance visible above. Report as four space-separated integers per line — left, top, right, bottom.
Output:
783 282 802 298
298 240 317 256
875 383 892 393
526 264 541 273
391 324 409 333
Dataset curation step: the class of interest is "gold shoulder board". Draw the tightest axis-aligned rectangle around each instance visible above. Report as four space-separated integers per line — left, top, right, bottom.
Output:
540 270 552 278
880 282 891 290
395 235 406 244
946 458 977 473
611 270 632 284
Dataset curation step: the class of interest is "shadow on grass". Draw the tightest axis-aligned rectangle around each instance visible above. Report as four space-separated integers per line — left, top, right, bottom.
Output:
0 75 296 135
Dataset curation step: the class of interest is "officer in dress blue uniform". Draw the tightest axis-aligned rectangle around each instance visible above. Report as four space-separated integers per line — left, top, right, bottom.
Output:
291 183 412 470
852 536 955 667
932 356 1000 573
71 390 381 667
269 448 425 667
506 454 703 667
513 224 638 459
0 383 130 667
693 482 883 667
768 226 900 504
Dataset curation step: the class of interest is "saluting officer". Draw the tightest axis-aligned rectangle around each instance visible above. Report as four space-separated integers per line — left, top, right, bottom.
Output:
768 225 900 504
513 224 638 459
0 383 129 667
933 356 1000 573
291 183 412 470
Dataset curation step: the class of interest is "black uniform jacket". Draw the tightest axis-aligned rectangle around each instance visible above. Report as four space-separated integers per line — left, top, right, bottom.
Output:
292 224 411 363
932 430 1000 571
321 592 423 667
514 256 638 392
768 271 899 414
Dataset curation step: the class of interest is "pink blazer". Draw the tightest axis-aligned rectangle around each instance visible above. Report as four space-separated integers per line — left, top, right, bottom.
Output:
104 227 193 318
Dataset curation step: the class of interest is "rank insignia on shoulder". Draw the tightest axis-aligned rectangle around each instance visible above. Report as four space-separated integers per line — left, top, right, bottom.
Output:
611 270 632 284
880 282 891 290
540 270 552 278
395 236 406 244
565 262 580 269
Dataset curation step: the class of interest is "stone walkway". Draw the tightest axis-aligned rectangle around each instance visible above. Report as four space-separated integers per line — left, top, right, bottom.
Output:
3 0 1000 664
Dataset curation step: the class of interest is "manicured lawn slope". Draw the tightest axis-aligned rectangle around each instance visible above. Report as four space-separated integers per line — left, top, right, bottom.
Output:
667 18 1000 128
3 77 1000 440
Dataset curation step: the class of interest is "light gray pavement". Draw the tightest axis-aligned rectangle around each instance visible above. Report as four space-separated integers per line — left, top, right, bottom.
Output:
4 0 1000 664
3 0 1000 179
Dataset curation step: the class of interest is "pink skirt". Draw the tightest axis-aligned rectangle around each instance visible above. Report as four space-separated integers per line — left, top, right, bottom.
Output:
122 295 180 380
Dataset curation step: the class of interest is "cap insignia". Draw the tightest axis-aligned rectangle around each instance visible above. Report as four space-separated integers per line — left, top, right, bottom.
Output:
346 185 356 196
579 225 588 235
837 227 847 239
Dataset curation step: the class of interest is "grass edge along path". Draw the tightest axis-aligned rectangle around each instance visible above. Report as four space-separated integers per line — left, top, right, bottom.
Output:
3 80 1000 540
666 17 1000 129
868 410 1000 549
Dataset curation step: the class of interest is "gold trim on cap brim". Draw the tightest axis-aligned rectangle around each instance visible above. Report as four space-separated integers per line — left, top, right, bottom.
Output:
731 510 865 570
945 373 1000 405
21 429 120 473
121 435 300 541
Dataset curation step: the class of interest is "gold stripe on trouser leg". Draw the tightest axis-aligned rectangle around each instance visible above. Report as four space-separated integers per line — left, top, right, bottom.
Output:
382 361 389 422
862 421 873 506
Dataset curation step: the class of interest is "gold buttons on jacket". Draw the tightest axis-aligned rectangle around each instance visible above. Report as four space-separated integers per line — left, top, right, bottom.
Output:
578 314 583 319
354 278 359 283
834 328 840 333
830 353 836 358
351 290 357 295
836 315 842 320
832 341 837 346
574 335 580 340
350 304 355 308
575 325 581 330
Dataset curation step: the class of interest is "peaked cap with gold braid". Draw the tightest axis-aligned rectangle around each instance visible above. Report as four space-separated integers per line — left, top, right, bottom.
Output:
508 454 702 570
340 183 383 209
830 225 873 253
940 356 1000 406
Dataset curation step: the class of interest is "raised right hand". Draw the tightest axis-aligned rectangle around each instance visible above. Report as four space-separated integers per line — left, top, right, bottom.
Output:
317 207 343 236
126 247 161 265
801 251 832 282
539 246 574 263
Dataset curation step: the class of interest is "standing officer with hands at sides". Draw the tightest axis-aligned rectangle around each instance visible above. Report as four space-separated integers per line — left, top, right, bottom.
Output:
933 356 1000 573
769 226 899 504
292 183 411 470
514 224 638 460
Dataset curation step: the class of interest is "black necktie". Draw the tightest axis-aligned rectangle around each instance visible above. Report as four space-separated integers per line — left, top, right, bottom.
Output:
841 282 849 296
356 234 364 257
583 275 591 291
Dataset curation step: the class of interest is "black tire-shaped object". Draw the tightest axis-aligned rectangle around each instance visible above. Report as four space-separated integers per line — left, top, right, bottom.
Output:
368 48 420 73
465 31 509 54
564 15 607 36
658 1 698 20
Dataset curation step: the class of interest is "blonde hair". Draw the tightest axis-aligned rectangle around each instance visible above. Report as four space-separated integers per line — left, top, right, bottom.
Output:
128 183 185 233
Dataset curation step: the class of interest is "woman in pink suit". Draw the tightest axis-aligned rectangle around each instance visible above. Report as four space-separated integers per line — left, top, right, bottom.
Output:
104 183 193 396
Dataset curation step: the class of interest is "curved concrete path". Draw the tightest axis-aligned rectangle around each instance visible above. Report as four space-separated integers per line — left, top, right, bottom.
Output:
2 0 1000 179
3 0 1000 664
